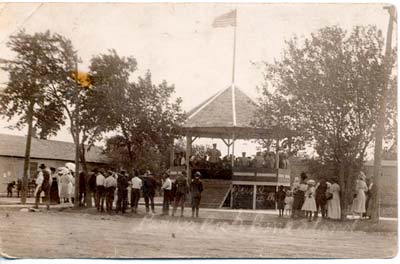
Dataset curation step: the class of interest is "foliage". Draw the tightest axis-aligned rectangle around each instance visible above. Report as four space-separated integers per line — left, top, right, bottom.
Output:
255 25 397 214
89 50 185 171
0 30 76 138
174 138 209 158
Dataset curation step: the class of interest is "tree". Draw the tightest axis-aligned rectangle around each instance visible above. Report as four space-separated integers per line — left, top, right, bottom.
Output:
255 25 397 219
104 135 167 174
88 50 185 173
252 88 308 156
174 138 209 159
0 30 76 203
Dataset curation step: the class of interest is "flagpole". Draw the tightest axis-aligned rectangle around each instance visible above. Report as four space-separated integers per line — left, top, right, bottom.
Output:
231 10 237 85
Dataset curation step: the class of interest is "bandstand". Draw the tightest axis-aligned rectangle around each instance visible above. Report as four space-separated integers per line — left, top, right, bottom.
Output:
170 85 292 210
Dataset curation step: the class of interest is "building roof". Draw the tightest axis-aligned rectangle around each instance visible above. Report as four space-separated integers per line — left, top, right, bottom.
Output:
183 85 276 139
0 133 108 164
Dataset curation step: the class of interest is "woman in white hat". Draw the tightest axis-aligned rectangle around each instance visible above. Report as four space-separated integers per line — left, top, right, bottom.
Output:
301 179 317 221
351 171 368 219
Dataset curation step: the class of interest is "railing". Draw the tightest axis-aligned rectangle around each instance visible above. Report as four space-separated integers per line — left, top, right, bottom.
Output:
169 166 291 184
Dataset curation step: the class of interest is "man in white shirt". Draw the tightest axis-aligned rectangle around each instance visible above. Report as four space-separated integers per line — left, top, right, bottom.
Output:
34 164 50 210
161 171 172 215
104 172 117 212
95 169 106 212
130 171 142 213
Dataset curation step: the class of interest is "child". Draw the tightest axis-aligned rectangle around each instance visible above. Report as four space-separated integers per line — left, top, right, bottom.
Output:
276 185 286 217
301 179 317 221
284 191 294 216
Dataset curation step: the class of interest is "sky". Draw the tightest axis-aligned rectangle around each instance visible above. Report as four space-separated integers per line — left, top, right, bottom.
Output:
0 2 393 157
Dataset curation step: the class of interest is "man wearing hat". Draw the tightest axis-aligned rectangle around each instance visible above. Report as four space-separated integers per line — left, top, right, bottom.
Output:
143 171 157 214
95 168 106 212
104 171 117 212
207 143 221 167
190 171 204 218
116 170 129 214
130 170 142 214
172 170 189 217
34 164 50 210
161 171 172 215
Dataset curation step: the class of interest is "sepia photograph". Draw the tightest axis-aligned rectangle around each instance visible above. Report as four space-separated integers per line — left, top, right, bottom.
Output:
0 1 398 259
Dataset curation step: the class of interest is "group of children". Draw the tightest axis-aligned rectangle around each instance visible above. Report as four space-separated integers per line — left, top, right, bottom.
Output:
276 173 341 221
276 180 318 219
276 185 294 217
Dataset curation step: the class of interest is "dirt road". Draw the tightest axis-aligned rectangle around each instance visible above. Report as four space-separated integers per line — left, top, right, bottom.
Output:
0 208 397 258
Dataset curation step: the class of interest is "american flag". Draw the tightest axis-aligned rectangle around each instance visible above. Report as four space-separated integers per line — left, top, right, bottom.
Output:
212 10 237 28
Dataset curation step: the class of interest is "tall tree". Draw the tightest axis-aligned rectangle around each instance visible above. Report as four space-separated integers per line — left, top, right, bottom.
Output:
255 25 397 219
0 30 76 203
102 71 185 173
88 50 184 172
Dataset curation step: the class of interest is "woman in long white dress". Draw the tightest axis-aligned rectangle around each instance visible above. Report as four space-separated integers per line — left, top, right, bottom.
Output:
327 179 341 220
59 167 72 206
352 172 368 219
68 173 75 204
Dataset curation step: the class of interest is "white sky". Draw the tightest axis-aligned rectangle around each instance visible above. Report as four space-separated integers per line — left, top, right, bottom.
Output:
0 2 392 157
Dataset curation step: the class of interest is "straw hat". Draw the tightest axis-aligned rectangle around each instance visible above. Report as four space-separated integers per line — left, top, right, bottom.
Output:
307 179 316 185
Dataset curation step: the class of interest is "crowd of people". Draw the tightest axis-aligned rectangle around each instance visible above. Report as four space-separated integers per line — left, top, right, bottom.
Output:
29 163 205 218
7 161 373 221
174 143 290 170
275 171 374 221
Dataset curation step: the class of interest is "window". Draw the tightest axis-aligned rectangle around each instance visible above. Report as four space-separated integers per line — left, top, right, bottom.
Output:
29 162 38 179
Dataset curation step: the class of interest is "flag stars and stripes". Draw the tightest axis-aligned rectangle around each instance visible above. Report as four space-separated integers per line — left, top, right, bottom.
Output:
212 9 237 28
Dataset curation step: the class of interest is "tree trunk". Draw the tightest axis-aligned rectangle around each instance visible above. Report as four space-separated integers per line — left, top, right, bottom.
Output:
21 101 34 204
80 142 91 207
338 161 347 220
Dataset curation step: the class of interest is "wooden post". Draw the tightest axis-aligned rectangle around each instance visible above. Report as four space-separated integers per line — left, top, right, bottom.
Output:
170 138 175 168
186 132 192 183
21 100 35 204
253 185 257 210
74 58 80 208
275 139 279 210
371 6 396 222
275 139 280 169
230 185 234 208
231 133 236 167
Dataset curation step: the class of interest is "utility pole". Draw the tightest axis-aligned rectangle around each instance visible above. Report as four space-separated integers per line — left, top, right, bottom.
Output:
21 99 35 204
370 5 396 222
74 56 80 208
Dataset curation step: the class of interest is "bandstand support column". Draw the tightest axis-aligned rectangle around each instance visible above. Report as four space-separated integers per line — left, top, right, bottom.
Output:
253 185 257 210
231 133 236 167
275 138 280 170
186 132 192 183
170 138 175 168
275 138 280 211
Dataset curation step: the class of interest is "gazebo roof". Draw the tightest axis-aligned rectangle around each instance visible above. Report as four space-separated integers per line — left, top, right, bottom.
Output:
183 85 274 139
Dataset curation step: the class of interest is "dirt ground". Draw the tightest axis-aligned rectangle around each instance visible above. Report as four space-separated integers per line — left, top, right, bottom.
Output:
0 207 397 259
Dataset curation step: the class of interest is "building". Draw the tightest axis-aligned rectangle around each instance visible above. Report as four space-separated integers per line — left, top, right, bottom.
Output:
0 133 109 194
170 86 292 209
364 159 398 217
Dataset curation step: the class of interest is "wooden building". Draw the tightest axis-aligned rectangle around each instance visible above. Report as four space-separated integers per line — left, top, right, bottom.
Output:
0 133 109 194
170 85 293 209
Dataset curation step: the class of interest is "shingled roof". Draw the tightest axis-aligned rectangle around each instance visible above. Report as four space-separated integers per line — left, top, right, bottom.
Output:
0 133 108 164
183 86 272 139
